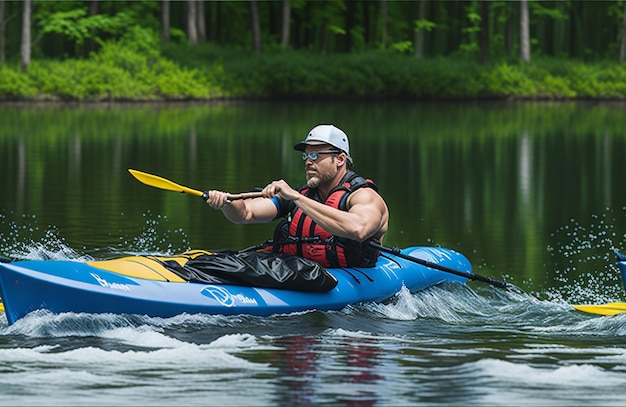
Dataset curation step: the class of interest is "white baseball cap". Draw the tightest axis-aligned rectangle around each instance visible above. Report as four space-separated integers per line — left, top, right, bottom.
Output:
293 125 353 164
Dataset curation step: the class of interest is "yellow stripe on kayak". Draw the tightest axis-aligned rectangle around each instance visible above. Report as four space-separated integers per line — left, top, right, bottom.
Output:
87 257 186 282
573 302 626 316
0 252 221 313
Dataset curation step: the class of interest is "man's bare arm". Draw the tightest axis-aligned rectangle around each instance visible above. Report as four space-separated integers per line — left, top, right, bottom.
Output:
262 180 388 242
292 188 388 242
206 191 278 224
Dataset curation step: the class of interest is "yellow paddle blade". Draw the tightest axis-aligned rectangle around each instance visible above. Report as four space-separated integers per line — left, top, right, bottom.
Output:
572 302 626 316
0 302 4 313
128 169 204 198
129 169 263 201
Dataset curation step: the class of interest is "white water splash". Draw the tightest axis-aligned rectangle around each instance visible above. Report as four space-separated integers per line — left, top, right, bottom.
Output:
544 208 626 304
0 211 193 261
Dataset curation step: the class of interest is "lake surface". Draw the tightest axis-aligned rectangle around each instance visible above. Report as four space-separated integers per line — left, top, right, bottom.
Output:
1 101 626 405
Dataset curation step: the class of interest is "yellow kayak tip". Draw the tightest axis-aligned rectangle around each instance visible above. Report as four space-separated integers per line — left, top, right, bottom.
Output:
573 302 626 316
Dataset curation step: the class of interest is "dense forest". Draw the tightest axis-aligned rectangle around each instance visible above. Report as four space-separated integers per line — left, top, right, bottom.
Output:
1 1 625 101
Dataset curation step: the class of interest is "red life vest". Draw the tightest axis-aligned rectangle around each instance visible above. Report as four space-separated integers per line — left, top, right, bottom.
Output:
272 171 381 268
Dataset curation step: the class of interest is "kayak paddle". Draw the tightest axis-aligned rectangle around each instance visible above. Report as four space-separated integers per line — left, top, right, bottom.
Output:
572 302 626 316
128 169 516 292
128 169 263 201
371 242 517 291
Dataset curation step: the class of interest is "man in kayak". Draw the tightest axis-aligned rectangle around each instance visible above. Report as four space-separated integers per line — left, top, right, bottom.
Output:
206 124 389 268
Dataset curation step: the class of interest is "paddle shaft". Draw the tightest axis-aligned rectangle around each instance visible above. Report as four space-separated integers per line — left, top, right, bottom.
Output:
371 242 510 289
220 191 264 201
128 169 263 201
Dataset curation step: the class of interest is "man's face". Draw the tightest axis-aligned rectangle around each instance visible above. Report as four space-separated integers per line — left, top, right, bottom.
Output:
303 144 339 188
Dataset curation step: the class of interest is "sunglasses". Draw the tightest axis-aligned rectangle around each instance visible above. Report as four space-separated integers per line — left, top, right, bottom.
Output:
301 150 340 161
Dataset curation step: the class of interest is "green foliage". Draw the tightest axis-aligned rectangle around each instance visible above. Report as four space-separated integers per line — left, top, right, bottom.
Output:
2 44 626 101
390 41 414 54
414 19 436 33
39 9 91 46
0 38 220 101
328 25 346 36
0 66 38 99
168 28 189 46
152 59 215 99
530 2 569 20
479 58 626 100
27 59 149 100
6 0 625 66
39 9 136 49
486 62 538 97
116 26 161 59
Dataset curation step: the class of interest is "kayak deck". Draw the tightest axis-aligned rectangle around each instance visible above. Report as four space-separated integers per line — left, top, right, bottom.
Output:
0 247 472 325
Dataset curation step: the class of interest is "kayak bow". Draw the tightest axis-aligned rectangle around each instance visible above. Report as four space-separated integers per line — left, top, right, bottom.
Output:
573 253 626 316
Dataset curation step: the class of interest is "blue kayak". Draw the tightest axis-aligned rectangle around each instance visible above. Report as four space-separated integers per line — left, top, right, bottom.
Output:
0 246 471 325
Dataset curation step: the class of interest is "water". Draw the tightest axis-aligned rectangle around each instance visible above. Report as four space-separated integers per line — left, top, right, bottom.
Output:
1 284 624 405
2 101 626 405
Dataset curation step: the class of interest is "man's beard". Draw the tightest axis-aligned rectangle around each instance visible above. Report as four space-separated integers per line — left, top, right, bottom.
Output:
306 176 321 188
306 163 336 188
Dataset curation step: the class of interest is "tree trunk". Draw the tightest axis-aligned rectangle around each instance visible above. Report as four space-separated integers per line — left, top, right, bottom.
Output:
89 0 98 16
280 0 290 47
345 0 355 52
380 0 387 49
619 2 626 62
363 1 371 46
85 0 100 57
520 0 530 63
506 2 514 57
162 0 170 42
414 0 425 59
480 1 489 63
197 0 206 42
0 0 5 62
187 0 198 46
250 1 261 53
20 0 31 71
320 18 328 53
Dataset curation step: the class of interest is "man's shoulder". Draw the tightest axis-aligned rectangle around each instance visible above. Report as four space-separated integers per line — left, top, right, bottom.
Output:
342 171 378 192
351 185 384 199
346 185 388 211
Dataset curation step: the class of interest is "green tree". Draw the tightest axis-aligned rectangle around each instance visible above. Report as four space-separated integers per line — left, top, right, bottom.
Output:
2 1 626 73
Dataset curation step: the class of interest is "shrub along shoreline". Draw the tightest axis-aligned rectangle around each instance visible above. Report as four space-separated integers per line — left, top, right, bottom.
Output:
1 43 625 102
